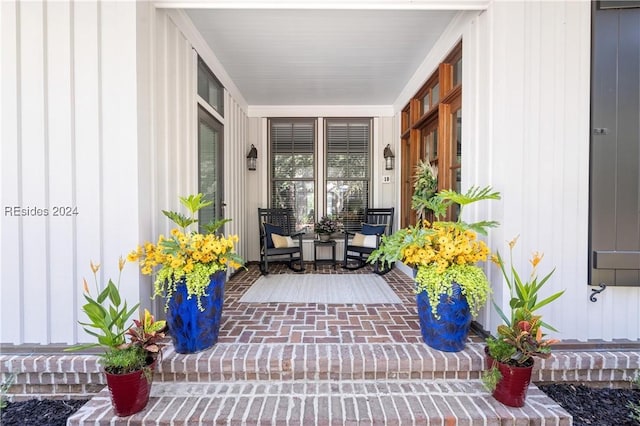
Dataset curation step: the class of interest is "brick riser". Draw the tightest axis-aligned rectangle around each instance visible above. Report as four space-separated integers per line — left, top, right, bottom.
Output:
68 380 570 426
2 342 637 400
9 342 640 425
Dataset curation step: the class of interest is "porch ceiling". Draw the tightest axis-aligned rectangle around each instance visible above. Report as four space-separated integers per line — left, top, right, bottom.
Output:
184 8 459 106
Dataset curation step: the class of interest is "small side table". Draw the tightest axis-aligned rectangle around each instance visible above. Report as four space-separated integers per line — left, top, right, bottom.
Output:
314 239 337 270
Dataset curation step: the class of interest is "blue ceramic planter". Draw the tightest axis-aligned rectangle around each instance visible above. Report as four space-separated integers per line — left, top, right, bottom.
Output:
166 271 226 354
416 283 471 352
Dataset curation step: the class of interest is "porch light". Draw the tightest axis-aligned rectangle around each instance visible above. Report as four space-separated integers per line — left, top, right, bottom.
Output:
383 144 395 170
246 144 258 171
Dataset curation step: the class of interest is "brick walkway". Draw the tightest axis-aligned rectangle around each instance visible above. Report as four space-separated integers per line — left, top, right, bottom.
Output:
222 263 481 346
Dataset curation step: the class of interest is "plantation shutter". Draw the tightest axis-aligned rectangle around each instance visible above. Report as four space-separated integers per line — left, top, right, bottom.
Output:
269 119 316 230
325 119 371 231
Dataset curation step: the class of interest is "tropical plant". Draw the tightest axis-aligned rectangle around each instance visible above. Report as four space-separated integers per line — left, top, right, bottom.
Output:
314 215 339 234
411 159 438 222
491 236 565 333
125 309 166 356
369 186 500 318
128 193 245 310
483 237 565 389
66 261 167 378
67 259 139 351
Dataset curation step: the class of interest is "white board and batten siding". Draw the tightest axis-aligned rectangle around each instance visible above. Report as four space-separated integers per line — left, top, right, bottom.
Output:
457 1 636 341
1 3 251 346
478 0 638 342
1 1 141 345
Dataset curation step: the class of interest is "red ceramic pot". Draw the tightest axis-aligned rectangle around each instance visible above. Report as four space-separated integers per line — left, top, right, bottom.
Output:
104 360 155 416
485 347 534 407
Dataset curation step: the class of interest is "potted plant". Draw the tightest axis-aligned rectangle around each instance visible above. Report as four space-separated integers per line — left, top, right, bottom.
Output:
369 186 500 352
411 159 438 223
66 259 166 417
314 215 339 241
482 237 565 407
128 194 245 354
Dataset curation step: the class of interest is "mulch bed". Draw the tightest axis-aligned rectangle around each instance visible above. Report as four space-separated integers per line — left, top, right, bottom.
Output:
1 386 639 425
538 384 640 426
1 399 88 426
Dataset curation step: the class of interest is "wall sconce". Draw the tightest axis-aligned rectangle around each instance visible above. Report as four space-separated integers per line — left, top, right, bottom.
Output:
383 144 395 170
246 144 257 171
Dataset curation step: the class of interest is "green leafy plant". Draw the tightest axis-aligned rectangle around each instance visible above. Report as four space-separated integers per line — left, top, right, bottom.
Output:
0 374 15 411
314 215 339 234
411 160 438 222
101 345 148 376
129 193 245 310
492 236 565 331
66 259 139 351
486 237 565 369
369 186 500 318
125 309 166 355
481 365 502 392
66 262 166 377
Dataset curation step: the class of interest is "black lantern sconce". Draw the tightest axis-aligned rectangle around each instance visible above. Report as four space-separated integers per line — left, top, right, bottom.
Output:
383 144 395 170
246 144 258 171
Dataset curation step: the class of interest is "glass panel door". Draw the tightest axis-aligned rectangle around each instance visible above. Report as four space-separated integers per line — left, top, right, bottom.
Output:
198 105 224 232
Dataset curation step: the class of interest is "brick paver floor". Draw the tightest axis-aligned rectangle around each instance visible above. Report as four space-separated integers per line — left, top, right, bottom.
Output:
221 262 482 345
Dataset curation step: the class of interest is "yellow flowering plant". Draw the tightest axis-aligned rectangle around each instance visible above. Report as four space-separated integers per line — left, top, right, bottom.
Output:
128 194 245 310
369 186 500 318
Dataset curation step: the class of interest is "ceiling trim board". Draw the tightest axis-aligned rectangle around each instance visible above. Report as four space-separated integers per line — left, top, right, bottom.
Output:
247 105 394 118
154 0 490 11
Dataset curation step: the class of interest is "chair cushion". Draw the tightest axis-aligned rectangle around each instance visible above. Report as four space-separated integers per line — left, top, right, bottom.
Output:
352 232 378 248
263 223 284 249
361 223 387 235
272 233 296 248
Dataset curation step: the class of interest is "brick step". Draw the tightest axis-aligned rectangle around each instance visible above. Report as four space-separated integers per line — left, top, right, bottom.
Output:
2 342 637 401
67 379 572 425
155 342 487 382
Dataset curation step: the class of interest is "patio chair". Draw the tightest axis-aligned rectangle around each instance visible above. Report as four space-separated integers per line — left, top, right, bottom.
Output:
343 207 394 274
258 208 305 274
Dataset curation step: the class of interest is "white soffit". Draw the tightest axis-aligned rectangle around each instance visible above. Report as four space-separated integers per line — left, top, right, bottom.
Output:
183 8 461 106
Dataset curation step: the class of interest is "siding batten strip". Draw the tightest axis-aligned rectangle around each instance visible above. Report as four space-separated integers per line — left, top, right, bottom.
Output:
42 1 52 343
69 0 79 341
97 0 104 287
15 0 26 344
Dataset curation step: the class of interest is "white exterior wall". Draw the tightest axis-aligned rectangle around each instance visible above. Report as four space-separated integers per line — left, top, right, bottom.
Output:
1 1 142 345
397 1 638 341
474 0 639 342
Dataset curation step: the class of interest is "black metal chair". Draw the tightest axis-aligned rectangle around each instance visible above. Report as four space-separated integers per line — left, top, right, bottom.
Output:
258 208 305 274
343 207 394 274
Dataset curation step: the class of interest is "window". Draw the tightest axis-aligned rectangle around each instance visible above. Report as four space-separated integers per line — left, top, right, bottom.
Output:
325 118 372 232
269 118 373 233
400 42 463 227
196 58 225 232
197 57 224 116
198 106 224 230
269 119 316 231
